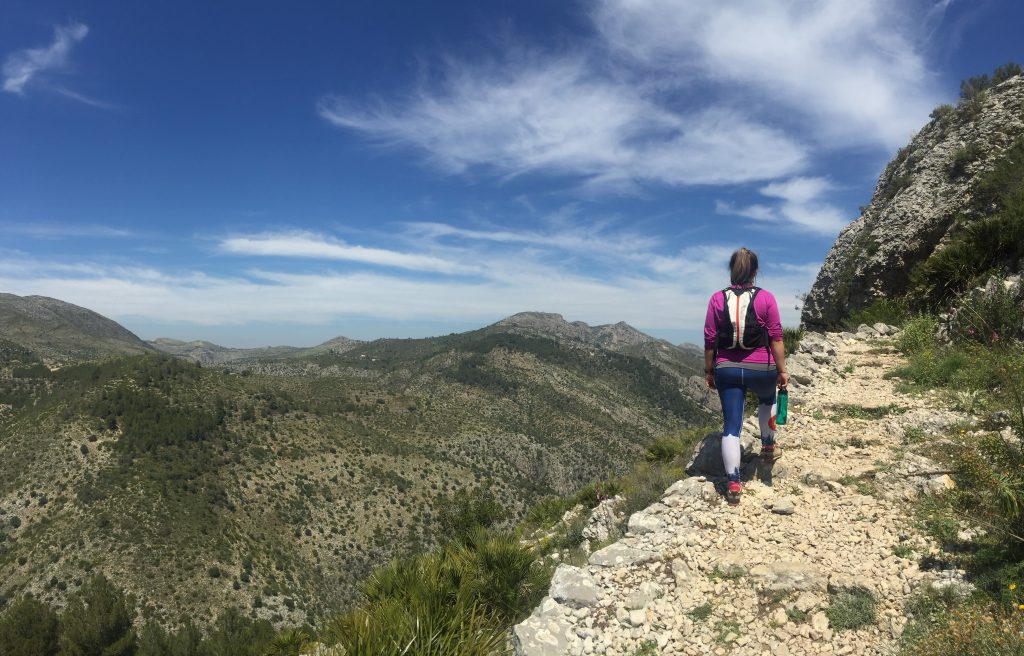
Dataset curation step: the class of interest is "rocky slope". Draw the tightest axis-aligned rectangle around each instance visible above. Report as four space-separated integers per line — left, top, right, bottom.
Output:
494 312 712 412
514 328 968 655
0 293 154 362
802 74 1024 328
149 335 361 364
0 300 708 629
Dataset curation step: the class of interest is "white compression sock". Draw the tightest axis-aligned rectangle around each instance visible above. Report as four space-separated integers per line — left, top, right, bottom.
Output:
758 403 775 445
721 434 742 480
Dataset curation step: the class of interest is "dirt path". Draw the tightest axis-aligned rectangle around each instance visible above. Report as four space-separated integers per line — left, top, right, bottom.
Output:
514 328 966 656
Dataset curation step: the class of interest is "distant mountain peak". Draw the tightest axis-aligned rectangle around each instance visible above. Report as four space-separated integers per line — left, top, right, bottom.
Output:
492 311 658 349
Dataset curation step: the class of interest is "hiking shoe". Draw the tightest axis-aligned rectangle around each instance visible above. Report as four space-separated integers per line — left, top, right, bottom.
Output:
760 443 783 462
726 481 742 505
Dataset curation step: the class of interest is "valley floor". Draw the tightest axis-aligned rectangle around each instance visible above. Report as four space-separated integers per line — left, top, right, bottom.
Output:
515 329 967 656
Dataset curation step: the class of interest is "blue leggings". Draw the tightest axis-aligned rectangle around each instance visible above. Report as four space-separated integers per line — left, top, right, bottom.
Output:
714 366 777 437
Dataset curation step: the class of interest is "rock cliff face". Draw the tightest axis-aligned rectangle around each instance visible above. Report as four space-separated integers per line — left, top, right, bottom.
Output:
802 75 1024 328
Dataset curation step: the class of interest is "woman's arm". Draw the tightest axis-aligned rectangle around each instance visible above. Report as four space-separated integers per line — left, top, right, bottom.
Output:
703 294 720 389
770 340 789 389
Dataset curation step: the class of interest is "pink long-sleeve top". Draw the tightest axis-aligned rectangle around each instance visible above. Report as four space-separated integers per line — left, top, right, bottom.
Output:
703 285 784 366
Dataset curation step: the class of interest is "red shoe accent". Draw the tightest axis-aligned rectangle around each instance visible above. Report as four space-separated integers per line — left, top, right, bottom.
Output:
727 481 742 505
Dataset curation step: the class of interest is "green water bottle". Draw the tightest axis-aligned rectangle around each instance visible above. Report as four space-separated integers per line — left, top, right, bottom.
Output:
776 389 789 426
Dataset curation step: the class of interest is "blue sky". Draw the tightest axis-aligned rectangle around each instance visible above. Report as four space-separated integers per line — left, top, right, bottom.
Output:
1 1 1021 346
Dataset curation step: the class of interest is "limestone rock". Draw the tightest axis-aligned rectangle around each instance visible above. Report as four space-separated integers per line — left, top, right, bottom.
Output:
771 496 797 515
710 551 747 577
627 511 664 535
513 597 582 656
588 543 658 568
581 496 624 542
663 477 719 505
749 562 826 592
802 76 1024 328
625 581 664 610
549 565 600 608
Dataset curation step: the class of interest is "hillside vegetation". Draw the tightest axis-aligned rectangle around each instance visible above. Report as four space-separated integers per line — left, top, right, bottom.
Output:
0 306 708 635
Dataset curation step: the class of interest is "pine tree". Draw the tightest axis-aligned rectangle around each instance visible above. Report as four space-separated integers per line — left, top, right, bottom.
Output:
58 575 136 656
0 597 60 656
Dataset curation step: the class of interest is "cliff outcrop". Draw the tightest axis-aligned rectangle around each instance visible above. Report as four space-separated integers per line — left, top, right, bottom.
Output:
802 75 1024 328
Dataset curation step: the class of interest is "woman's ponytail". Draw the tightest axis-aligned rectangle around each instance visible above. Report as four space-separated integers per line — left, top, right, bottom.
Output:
729 248 758 286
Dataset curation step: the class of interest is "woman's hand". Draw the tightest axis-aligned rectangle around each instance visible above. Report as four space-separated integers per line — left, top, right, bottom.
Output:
777 371 789 390
706 371 716 389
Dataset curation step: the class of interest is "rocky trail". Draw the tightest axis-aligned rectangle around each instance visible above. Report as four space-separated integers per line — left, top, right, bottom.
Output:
514 327 969 656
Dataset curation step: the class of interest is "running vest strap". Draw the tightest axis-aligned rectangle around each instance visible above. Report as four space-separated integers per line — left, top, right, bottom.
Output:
715 287 769 351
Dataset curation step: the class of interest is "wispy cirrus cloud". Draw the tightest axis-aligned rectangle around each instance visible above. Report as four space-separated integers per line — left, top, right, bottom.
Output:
593 0 940 150
3 22 88 94
2 21 115 108
0 243 814 334
716 176 847 235
320 1 942 199
219 231 480 275
0 222 133 239
318 57 806 188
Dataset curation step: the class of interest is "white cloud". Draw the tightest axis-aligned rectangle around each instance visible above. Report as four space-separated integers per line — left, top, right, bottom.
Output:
219 231 480 275
319 55 807 187
3 22 89 94
320 1 942 193
0 223 818 337
593 0 939 149
716 176 847 234
0 256 812 334
402 220 660 258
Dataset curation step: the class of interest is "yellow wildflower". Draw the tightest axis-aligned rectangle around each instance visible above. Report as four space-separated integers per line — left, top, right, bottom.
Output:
1012 583 1018 591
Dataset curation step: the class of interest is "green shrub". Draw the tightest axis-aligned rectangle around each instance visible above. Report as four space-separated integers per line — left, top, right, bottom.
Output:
900 601 1024 656
843 298 912 331
911 211 1024 309
947 284 1024 345
0 597 59 656
993 61 1023 85
688 602 713 622
572 481 622 508
521 496 575 530
929 104 955 121
620 462 684 517
783 327 805 356
826 586 877 631
205 607 275 656
896 317 939 355
644 429 704 463
322 531 546 654
950 143 985 179
437 487 508 546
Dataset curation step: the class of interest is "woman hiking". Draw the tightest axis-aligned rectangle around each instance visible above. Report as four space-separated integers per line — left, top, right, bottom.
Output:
703 247 789 505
